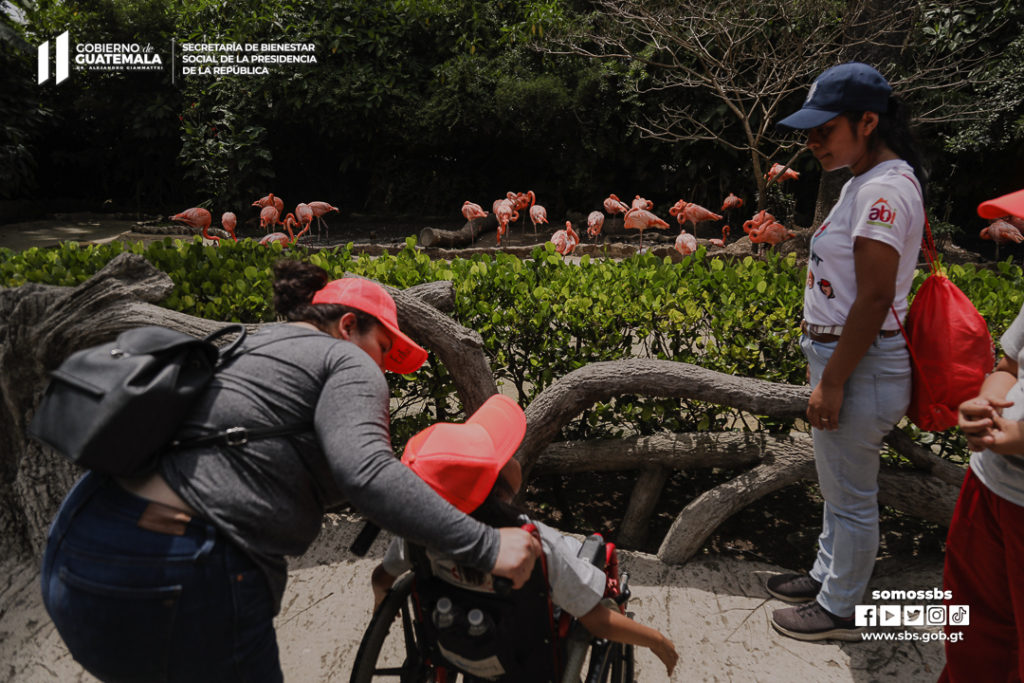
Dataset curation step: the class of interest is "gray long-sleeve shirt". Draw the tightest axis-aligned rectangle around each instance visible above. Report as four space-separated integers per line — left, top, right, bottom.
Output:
160 323 498 611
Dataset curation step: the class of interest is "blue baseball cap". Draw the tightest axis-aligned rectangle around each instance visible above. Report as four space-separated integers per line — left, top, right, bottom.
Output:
777 62 892 132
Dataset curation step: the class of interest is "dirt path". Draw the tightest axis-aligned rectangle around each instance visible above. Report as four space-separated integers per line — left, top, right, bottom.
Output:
1 512 946 683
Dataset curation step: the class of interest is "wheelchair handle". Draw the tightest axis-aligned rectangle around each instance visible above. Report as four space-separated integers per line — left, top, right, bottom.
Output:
493 522 544 596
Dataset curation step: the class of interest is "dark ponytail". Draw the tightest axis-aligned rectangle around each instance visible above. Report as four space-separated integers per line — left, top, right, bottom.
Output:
845 95 929 201
272 259 377 333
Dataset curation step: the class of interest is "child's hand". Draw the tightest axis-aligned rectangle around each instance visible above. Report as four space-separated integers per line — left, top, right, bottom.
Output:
652 634 678 676
371 564 397 613
959 396 1014 451
980 414 1024 457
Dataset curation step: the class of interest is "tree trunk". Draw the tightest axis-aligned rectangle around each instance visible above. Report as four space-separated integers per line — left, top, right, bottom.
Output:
813 168 851 228
418 215 497 248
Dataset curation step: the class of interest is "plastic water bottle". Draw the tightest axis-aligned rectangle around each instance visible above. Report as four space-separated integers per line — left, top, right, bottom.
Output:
467 608 489 637
433 597 455 629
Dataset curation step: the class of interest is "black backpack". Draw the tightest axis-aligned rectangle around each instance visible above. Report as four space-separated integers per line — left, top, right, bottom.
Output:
28 324 308 477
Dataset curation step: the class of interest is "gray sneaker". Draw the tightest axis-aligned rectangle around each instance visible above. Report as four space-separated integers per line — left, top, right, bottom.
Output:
765 573 821 603
771 602 863 642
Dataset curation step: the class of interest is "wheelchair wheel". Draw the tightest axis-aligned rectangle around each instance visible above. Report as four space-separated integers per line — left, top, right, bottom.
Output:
349 573 432 683
584 641 635 683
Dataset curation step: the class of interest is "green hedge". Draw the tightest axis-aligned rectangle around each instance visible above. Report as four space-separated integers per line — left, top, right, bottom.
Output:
3 238 1022 456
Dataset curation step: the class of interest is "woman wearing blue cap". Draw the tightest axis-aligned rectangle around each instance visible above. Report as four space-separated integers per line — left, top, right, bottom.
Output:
764 62 927 640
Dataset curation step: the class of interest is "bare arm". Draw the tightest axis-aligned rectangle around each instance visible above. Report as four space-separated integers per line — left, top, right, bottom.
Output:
579 604 678 676
808 237 899 430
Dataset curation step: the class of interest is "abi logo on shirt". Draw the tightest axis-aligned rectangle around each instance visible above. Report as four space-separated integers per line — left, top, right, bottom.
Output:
867 198 896 228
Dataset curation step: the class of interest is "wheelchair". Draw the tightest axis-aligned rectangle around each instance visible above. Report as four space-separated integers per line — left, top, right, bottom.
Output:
349 527 636 682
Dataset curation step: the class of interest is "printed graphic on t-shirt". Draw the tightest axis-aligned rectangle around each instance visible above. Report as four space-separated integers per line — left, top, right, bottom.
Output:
818 278 836 299
866 198 897 229
807 268 814 289
814 221 830 238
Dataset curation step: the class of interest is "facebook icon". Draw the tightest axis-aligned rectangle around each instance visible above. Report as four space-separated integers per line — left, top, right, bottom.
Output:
855 605 877 627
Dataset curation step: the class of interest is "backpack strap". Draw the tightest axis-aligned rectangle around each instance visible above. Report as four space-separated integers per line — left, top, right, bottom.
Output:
170 327 326 450
170 422 312 449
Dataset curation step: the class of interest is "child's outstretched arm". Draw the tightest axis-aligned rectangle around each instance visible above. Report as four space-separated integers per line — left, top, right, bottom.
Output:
959 356 1019 452
579 603 678 676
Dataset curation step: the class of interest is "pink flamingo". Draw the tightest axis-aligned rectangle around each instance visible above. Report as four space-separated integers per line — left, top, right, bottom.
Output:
981 219 1024 260
253 193 285 213
259 213 298 246
674 230 697 257
742 209 776 235
708 224 731 248
221 212 238 242
294 203 314 241
669 200 722 228
529 204 548 233
170 207 213 240
749 220 795 246
586 211 605 239
721 193 743 211
765 163 799 183
603 194 629 215
623 207 670 250
307 201 339 240
550 221 579 256
461 201 488 221
631 195 654 211
259 205 281 233
493 198 517 245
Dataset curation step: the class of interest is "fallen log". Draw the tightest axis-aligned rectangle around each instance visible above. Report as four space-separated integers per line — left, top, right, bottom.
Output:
418 214 497 248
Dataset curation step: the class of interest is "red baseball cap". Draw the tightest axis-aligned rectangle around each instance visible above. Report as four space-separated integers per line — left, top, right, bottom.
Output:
311 278 428 374
978 188 1024 220
401 394 527 513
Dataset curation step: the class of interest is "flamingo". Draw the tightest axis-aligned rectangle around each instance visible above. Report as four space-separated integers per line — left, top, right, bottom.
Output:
461 201 488 221
981 219 1024 261
221 212 238 242
170 207 213 241
512 190 535 212
749 220 796 246
765 163 799 183
493 198 517 245
252 193 285 213
721 193 743 211
307 201 339 240
742 209 776 235
631 195 654 211
550 221 579 256
259 213 298 246
294 203 314 241
708 224 731 248
259 205 281 233
623 207 670 250
586 211 605 239
674 229 697 257
529 204 548 234
603 194 629 215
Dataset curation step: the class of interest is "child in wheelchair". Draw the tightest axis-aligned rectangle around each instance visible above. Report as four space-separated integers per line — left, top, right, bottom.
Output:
370 394 677 679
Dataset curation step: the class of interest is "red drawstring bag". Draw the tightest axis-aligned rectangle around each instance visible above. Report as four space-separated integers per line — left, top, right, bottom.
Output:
892 218 994 431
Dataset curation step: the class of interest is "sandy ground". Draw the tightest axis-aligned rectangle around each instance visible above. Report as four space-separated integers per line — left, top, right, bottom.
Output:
0 511 948 683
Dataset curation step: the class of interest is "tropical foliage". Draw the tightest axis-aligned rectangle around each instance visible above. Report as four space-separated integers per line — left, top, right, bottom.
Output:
3 240 1021 456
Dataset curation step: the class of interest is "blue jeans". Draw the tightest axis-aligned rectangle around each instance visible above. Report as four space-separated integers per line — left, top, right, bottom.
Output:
802 334 911 617
41 472 283 683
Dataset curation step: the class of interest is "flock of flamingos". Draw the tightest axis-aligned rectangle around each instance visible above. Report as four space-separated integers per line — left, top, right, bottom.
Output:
169 161 1024 258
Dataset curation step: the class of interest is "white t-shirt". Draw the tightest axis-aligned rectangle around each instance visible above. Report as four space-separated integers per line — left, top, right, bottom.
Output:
804 159 925 327
382 519 607 619
970 303 1024 507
